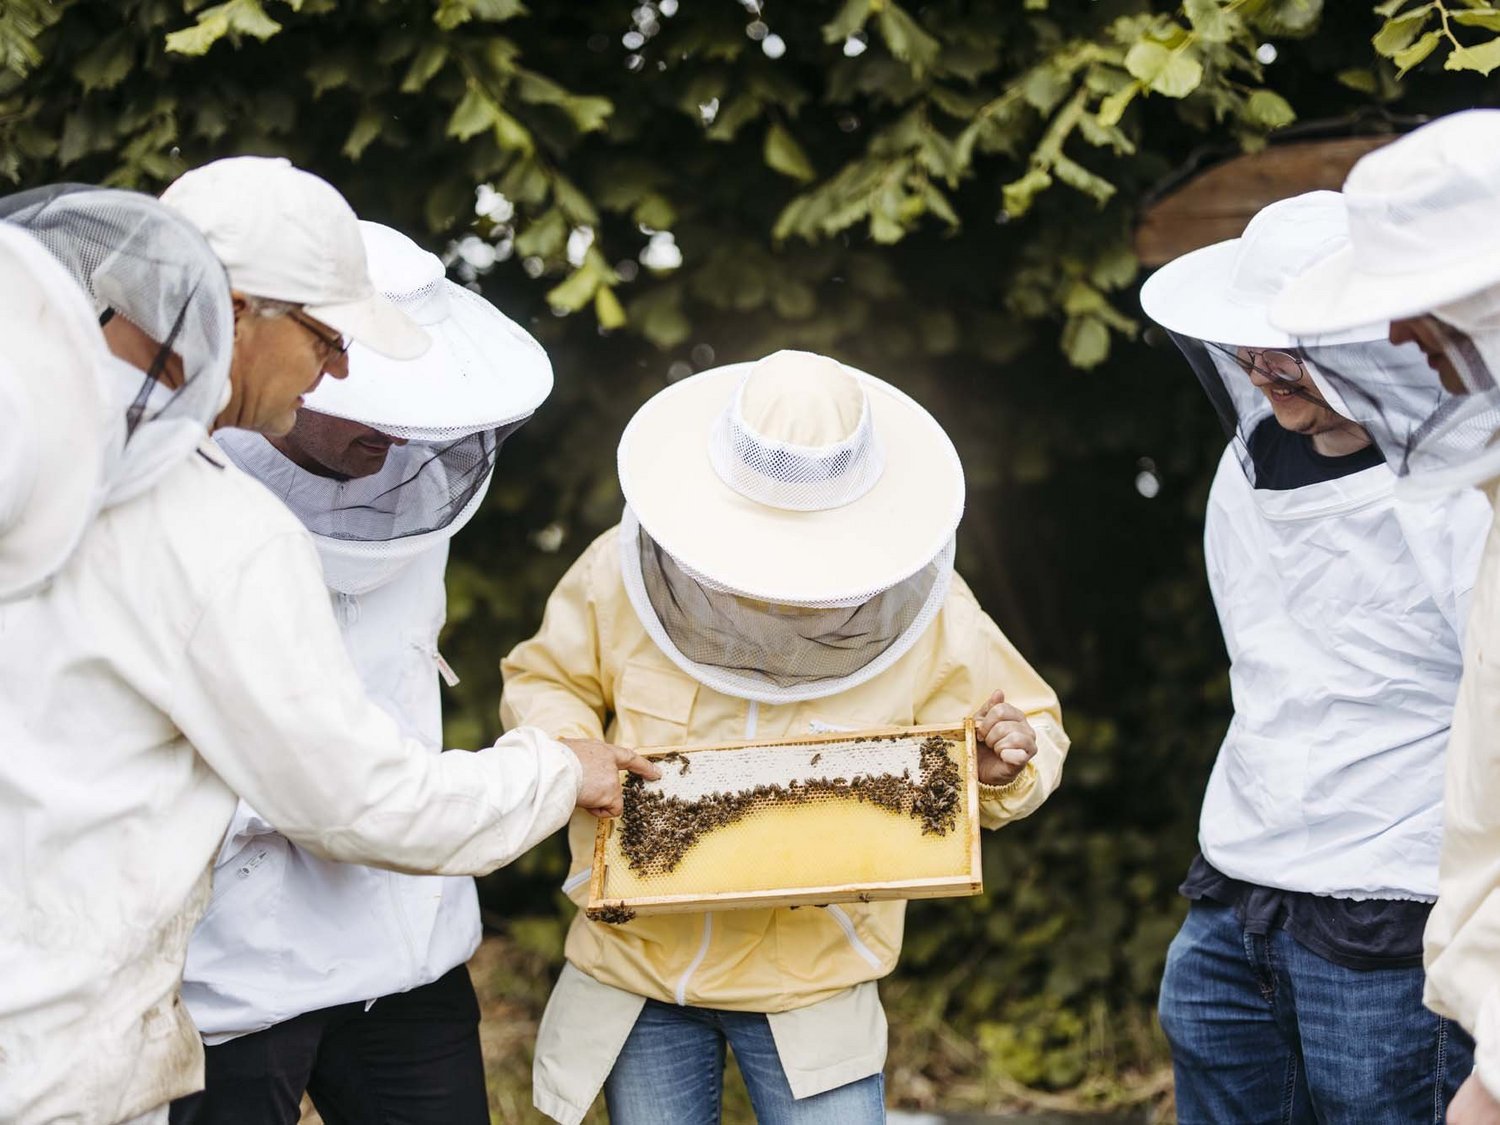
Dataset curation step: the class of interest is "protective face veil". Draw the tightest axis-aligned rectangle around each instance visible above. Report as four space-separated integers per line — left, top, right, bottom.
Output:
616 350 965 703
1267 110 1500 496
1140 191 1386 490
216 222 552 594
0 185 234 508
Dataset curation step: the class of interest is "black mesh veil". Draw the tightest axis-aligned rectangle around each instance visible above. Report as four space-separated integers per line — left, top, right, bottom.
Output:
1294 322 1500 494
1164 331 1371 489
0 184 233 505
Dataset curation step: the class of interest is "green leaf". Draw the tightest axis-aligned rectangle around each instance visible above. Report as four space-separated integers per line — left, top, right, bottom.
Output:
73 34 134 92
1372 4 1434 56
1444 37 1500 73
166 0 285 53
1061 314 1110 368
1022 65 1073 113
1001 165 1053 218
1335 66 1380 92
705 96 762 142
1096 84 1139 128
764 122 816 182
342 107 384 160
434 0 526 30
546 260 604 313
821 0 872 43
876 3 942 76
1452 8 1500 30
632 192 676 231
1051 154 1116 205
1392 28 1442 72
626 284 691 349
1124 41 1203 98
447 84 497 141
594 285 626 330
1244 88 1296 128
1373 0 1411 16
491 107 536 154
401 44 449 93
513 208 567 258
1183 0 1235 43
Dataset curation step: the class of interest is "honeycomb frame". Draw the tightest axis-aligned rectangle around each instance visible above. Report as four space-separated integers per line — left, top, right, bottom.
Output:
587 720 982 917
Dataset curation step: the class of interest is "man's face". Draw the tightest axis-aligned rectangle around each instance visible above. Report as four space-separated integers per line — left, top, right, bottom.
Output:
1233 346 1346 437
1389 316 1468 395
223 300 350 437
275 410 407 480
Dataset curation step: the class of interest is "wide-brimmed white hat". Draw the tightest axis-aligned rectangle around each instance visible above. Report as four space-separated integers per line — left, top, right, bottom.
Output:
0 223 123 601
617 350 964 604
1271 110 1500 336
1141 190 1382 347
302 222 552 434
162 157 429 360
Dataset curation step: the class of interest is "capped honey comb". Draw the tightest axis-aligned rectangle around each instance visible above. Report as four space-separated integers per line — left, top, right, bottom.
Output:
587 721 981 920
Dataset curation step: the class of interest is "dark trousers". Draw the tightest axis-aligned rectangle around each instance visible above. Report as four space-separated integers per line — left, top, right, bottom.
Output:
169 965 487 1125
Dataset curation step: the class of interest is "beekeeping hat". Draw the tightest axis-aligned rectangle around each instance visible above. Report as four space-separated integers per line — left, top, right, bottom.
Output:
216 222 552 595
0 222 125 601
0 184 234 509
1272 110 1500 337
1267 112 1500 495
617 350 965 702
1141 191 1384 489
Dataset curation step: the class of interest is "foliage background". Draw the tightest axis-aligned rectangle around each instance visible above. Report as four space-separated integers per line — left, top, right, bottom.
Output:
3 0 1496 1116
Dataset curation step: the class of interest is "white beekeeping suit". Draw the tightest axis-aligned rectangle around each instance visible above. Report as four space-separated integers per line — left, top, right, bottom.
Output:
190 222 554 1041
1141 191 1488 904
0 184 581 1125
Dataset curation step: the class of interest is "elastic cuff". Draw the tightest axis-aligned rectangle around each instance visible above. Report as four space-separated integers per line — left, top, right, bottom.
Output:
979 762 1035 798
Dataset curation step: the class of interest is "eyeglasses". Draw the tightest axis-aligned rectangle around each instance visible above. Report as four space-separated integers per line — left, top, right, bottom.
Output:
1210 343 1307 385
288 309 349 360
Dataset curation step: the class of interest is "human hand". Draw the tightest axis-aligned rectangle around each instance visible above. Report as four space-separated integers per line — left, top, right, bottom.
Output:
1450 1073 1500 1125
972 688 1037 786
561 738 661 818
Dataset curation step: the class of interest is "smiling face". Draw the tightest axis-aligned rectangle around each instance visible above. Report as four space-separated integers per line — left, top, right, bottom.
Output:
1233 346 1334 433
269 410 408 481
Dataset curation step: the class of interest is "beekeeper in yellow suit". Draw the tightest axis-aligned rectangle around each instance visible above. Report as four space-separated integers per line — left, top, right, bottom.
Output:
502 348 1070 1124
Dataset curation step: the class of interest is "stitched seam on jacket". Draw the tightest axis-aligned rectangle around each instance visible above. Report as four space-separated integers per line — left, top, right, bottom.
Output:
825 905 883 970
675 914 714 1006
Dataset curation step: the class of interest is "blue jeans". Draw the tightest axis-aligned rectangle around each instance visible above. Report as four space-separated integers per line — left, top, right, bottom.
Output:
1159 902 1472 1124
604 999 886 1124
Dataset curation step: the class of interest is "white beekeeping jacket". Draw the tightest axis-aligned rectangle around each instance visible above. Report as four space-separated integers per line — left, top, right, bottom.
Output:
0 446 580 1125
1198 446 1488 899
182 533 485 1041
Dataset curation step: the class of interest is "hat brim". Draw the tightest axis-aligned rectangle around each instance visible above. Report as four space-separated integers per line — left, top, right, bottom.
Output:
308 289 430 361
304 283 552 436
0 226 114 600
618 362 965 604
1141 239 1386 347
1271 244 1500 338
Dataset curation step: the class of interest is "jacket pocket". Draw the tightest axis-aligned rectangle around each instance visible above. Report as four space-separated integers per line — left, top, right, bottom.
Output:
616 660 698 747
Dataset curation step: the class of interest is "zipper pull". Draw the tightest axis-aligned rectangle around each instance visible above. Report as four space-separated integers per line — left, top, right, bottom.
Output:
434 649 461 687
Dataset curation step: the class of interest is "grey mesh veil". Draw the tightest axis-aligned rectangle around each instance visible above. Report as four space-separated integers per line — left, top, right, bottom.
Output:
216 222 552 596
616 352 965 705
0 185 234 507
1292 300 1500 497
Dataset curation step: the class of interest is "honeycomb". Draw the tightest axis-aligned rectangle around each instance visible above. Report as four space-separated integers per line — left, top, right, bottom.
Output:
589 724 979 914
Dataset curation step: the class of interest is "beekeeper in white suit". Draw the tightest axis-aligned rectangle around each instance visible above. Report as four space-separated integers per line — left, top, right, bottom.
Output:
1141 190 1488 1123
0 168 652 1125
174 222 556 1125
1271 108 1500 1125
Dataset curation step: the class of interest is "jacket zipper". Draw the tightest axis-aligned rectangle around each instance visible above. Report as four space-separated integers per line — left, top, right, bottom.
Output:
671 703 759 1005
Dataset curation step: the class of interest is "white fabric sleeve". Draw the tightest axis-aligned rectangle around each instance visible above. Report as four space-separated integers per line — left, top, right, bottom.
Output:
166 530 582 876
1477 988 1500 1101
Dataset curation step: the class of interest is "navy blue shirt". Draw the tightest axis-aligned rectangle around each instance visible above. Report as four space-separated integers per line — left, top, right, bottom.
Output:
1184 416 1427 969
